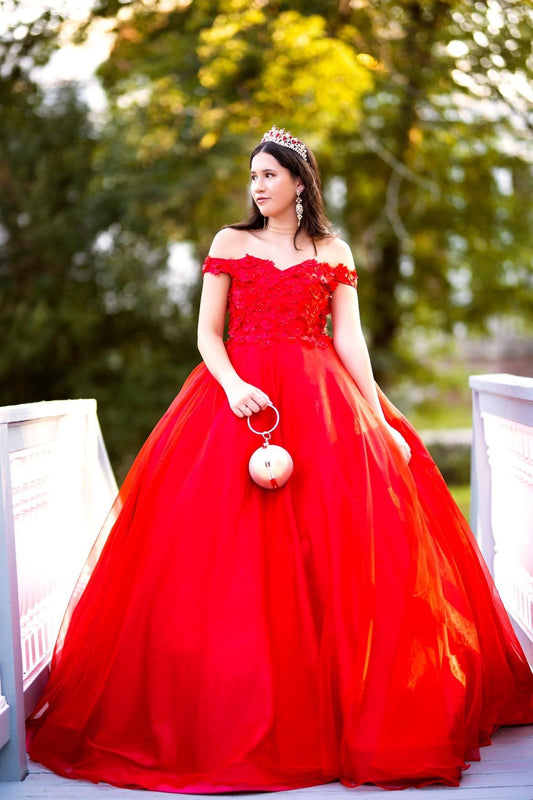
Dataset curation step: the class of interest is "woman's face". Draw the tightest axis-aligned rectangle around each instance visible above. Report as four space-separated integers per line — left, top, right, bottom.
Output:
250 151 302 219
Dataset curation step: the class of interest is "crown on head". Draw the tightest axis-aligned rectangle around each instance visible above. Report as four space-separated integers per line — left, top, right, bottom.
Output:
261 125 308 161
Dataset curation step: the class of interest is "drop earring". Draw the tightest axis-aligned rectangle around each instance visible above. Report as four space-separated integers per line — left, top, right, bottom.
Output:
295 189 303 228
263 216 267 229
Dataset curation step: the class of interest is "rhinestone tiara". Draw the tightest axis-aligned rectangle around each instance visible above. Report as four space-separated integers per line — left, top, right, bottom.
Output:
260 125 308 161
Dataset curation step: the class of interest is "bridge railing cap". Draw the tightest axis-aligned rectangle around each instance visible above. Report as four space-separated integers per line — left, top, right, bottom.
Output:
0 399 97 425
469 373 533 401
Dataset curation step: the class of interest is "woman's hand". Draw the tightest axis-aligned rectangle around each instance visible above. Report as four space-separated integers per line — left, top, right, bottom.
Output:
385 423 412 464
223 376 271 418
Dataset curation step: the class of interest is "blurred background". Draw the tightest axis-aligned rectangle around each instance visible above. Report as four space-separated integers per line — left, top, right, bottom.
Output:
1 0 532 503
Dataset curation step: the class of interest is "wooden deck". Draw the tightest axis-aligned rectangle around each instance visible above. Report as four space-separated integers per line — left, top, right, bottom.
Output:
3 726 533 800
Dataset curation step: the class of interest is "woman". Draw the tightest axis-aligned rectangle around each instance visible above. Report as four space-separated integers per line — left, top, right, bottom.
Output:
28 125 533 793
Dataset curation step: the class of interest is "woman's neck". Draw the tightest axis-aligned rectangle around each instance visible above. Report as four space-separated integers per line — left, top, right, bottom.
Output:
265 210 299 235
266 222 298 236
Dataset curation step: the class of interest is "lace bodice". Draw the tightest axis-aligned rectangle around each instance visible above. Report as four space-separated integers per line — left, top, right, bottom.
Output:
202 254 358 349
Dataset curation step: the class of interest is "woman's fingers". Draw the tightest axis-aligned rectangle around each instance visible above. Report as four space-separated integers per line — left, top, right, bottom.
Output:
247 398 263 414
238 402 257 417
399 440 411 463
227 383 271 417
386 424 412 464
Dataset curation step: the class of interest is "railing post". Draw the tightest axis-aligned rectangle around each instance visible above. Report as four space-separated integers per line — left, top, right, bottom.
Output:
470 382 495 575
0 421 27 780
469 373 533 666
0 399 118 782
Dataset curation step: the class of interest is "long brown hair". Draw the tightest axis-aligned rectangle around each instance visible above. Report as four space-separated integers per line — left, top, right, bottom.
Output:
228 140 334 251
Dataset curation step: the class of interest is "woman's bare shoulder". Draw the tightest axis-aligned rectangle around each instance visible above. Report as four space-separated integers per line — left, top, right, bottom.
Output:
208 227 253 258
317 236 356 270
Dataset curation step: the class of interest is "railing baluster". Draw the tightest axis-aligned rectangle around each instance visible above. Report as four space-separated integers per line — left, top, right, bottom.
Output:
470 373 533 666
0 400 118 782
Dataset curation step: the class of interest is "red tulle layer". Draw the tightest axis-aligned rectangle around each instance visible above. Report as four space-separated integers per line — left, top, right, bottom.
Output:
27 340 533 792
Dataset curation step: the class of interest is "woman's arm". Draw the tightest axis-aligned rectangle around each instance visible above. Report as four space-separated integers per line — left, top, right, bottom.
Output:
331 284 385 421
329 243 411 462
197 232 270 418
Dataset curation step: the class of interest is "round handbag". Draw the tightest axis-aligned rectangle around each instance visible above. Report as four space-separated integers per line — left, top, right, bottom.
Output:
247 403 293 490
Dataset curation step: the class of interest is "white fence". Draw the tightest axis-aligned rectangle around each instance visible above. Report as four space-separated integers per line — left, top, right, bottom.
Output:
0 400 117 781
470 374 533 666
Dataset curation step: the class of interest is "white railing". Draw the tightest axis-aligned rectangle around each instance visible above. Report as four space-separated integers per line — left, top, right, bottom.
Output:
470 374 533 666
0 400 117 781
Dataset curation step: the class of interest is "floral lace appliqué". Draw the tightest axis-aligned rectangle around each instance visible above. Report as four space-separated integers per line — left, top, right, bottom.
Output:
202 254 358 349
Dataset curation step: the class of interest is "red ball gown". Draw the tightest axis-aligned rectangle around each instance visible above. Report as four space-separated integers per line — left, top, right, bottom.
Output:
27 254 533 792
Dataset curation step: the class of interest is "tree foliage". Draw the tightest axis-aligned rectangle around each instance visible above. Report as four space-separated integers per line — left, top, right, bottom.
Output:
0 4 198 477
90 0 533 375
1 0 532 474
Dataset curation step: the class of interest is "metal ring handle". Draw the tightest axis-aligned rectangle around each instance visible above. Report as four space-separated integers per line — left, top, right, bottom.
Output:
247 402 279 437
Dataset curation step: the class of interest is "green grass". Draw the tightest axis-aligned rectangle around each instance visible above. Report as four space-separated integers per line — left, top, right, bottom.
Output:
448 484 471 521
409 402 472 431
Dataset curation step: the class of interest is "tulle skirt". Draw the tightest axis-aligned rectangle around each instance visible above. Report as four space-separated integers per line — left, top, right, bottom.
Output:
27 339 533 792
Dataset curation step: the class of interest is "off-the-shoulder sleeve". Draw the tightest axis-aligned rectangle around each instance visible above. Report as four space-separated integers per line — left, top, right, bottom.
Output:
332 263 358 289
201 255 233 277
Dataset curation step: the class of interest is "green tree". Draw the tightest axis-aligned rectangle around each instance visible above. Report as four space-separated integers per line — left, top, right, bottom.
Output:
336 0 533 379
87 0 371 254
3 0 532 476
0 6 199 478
86 0 533 382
